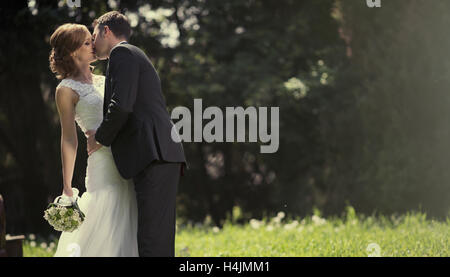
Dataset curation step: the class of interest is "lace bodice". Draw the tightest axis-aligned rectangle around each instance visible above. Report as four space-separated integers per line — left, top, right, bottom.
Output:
57 74 105 133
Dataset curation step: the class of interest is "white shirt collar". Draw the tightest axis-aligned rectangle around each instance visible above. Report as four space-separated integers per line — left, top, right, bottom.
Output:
109 40 128 56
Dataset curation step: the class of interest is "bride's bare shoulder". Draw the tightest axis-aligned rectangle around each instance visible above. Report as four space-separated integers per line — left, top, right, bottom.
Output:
55 84 79 105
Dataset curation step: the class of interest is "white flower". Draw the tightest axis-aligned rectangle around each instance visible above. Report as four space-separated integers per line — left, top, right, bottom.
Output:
30 241 36 247
250 219 262 229
49 208 57 216
312 215 326 226
284 220 299 230
212 226 220 233
59 207 67 216
277 211 286 219
40 242 47 249
28 234 36 241
73 213 80 221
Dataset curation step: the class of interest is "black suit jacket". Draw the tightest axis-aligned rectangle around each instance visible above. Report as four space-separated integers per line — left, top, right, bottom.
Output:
95 41 187 179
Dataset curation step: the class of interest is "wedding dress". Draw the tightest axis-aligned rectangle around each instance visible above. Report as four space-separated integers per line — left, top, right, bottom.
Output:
53 74 139 257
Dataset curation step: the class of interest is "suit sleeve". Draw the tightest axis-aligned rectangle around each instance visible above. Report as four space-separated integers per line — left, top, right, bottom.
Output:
95 47 139 146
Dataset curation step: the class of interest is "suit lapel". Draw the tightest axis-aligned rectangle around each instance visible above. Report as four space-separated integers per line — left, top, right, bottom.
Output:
103 61 111 116
103 41 128 116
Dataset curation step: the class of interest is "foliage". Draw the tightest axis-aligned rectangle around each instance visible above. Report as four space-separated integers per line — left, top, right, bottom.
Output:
1 0 449 237
23 206 450 257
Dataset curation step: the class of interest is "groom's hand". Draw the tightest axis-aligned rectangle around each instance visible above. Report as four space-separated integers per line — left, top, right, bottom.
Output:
85 130 103 156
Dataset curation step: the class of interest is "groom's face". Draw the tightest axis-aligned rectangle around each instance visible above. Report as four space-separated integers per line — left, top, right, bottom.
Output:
92 25 109 60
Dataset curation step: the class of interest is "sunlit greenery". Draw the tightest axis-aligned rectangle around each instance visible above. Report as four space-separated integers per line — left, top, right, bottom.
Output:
23 206 449 257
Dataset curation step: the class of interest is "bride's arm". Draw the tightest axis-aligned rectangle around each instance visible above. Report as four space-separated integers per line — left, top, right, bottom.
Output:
55 86 79 198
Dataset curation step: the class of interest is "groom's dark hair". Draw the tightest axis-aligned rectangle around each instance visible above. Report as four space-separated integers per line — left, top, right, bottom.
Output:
93 11 131 40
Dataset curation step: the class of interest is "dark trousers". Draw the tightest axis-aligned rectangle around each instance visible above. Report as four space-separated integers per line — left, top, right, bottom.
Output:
132 160 181 257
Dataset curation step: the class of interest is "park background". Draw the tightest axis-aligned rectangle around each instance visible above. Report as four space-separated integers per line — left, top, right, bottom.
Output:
0 0 449 256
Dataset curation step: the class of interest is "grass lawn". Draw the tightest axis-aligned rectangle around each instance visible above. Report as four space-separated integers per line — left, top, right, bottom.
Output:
22 206 449 257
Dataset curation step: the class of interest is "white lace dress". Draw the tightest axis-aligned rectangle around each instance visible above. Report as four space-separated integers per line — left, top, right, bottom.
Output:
53 74 139 257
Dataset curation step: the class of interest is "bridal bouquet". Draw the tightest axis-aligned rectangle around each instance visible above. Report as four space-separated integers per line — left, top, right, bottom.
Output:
43 188 85 232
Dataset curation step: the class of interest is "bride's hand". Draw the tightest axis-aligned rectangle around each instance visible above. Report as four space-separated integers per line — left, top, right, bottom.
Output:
63 187 74 198
84 129 95 138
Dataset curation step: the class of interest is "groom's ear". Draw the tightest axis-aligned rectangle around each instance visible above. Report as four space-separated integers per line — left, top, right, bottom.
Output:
102 25 112 38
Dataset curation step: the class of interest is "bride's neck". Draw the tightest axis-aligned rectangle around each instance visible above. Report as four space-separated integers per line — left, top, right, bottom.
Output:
71 63 92 82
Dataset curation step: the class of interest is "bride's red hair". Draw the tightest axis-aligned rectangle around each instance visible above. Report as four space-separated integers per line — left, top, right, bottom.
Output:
49 23 90 79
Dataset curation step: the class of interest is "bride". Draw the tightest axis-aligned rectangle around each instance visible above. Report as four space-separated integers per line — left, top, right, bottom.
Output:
49 23 138 256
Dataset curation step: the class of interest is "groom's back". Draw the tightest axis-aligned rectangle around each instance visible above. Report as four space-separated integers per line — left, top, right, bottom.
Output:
108 43 186 179
115 43 169 120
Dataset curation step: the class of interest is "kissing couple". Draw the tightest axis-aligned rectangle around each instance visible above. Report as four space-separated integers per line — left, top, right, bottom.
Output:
49 11 187 257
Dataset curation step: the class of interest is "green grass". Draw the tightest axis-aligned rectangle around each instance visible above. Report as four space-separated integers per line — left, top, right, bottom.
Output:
22 206 449 257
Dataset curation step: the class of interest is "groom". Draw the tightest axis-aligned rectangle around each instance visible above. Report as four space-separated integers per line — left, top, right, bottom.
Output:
86 11 187 257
